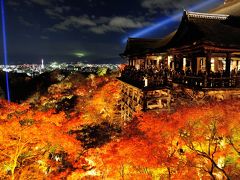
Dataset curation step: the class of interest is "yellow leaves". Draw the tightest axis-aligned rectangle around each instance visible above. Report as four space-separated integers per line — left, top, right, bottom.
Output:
82 79 121 124
48 82 73 95
37 160 49 174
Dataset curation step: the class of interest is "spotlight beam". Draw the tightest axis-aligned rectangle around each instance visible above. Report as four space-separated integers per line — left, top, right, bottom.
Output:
122 0 222 43
1 0 10 102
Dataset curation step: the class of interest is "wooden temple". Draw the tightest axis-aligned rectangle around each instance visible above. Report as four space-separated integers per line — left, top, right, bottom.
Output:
118 11 240 121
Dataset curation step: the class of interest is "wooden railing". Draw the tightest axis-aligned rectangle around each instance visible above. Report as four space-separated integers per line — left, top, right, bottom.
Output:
118 76 171 89
119 67 240 89
173 76 240 88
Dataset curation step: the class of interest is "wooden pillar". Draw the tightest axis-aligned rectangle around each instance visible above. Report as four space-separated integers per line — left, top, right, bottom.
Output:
174 55 178 71
143 91 147 112
156 59 160 69
179 56 183 71
196 57 201 74
148 59 152 67
226 53 231 77
214 58 219 72
144 59 147 69
191 56 197 75
206 53 211 75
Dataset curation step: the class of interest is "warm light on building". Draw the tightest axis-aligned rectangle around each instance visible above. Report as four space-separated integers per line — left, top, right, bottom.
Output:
211 58 215 72
183 58 187 72
168 56 172 69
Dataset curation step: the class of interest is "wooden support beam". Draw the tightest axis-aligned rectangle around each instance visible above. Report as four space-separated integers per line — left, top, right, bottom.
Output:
191 56 197 75
178 55 183 72
174 55 178 71
144 59 147 69
143 91 147 112
206 53 211 75
226 53 231 77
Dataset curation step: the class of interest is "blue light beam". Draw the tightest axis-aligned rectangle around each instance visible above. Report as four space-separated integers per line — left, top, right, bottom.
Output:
122 0 223 43
1 0 10 102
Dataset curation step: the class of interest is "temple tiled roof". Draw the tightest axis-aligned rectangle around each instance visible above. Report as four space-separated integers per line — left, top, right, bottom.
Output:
122 32 176 57
166 11 240 50
122 7 240 56
122 38 162 57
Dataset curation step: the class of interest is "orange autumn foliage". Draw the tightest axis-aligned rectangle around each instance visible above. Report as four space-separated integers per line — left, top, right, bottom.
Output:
0 100 87 179
83 78 121 124
1 74 240 179
88 100 240 179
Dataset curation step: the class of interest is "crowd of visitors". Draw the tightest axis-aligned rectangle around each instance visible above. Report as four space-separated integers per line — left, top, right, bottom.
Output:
120 65 240 88
120 66 172 89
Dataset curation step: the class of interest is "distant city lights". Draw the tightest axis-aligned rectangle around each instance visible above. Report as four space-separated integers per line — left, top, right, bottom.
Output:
0 62 119 77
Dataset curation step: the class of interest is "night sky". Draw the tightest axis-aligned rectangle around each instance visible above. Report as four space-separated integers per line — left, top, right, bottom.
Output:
2 0 223 64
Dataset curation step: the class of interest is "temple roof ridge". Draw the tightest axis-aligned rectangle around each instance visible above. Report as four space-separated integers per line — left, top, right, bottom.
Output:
185 11 230 20
128 37 162 41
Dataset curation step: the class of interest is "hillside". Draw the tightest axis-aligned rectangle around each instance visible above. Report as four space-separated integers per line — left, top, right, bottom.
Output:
0 72 239 179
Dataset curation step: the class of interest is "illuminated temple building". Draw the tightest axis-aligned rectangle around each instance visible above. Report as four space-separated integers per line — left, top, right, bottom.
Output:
118 2 240 120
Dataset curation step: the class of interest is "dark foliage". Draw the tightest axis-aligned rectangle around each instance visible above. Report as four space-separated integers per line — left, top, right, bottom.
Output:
70 122 122 149
49 151 74 173
0 70 70 103
19 119 35 126
55 95 77 113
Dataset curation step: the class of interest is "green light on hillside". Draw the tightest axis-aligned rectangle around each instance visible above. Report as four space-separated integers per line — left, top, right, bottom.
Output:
74 52 86 58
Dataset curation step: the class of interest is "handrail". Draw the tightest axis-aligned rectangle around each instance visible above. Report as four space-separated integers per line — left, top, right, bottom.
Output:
175 76 240 88
119 66 240 89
